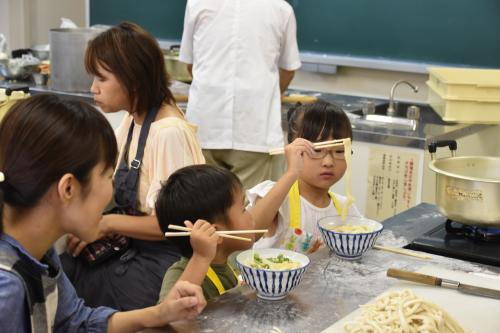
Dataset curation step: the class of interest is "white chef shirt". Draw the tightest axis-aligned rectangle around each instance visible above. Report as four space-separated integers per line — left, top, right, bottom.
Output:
180 0 301 152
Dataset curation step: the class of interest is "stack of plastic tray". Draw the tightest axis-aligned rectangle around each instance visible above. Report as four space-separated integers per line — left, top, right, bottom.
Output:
426 67 500 124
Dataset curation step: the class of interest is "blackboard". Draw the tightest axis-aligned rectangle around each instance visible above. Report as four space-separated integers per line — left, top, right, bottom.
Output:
89 0 500 69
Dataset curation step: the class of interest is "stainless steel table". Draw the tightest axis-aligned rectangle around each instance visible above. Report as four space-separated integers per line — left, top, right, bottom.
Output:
144 204 499 333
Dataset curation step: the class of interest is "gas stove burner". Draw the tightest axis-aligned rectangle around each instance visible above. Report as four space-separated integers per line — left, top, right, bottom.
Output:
445 219 500 242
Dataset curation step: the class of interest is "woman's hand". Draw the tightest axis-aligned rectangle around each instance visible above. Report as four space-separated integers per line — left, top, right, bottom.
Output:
186 220 219 263
107 280 206 332
155 280 206 323
284 138 315 177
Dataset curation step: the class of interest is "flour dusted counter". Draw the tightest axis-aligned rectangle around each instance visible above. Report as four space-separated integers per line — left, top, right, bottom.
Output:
142 204 500 333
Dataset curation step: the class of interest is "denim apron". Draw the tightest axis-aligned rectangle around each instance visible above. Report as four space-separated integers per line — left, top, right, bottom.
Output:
62 107 181 310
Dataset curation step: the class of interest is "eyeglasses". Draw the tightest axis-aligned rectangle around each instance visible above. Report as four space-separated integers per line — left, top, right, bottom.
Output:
309 147 353 160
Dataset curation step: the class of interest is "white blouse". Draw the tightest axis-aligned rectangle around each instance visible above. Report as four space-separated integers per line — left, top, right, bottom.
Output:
114 113 205 214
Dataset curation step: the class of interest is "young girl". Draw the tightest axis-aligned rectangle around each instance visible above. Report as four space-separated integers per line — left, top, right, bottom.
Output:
248 101 361 254
155 138 314 300
61 22 205 310
0 94 205 332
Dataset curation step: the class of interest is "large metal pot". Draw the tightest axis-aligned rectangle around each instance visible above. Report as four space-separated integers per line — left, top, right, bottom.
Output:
428 140 500 227
49 28 103 92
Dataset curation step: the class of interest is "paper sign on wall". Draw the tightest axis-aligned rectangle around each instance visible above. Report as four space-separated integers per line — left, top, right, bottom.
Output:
365 147 420 221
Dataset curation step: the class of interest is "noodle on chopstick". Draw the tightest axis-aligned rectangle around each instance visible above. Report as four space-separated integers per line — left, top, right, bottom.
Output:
344 289 467 333
341 138 354 221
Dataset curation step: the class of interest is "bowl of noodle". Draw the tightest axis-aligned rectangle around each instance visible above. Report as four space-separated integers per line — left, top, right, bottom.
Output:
318 215 383 260
236 248 310 300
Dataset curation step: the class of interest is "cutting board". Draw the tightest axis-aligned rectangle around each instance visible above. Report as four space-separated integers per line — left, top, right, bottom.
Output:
322 266 500 333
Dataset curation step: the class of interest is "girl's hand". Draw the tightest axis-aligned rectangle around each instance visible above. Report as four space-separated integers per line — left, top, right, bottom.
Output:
155 280 206 324
185 220 219 263
284 138 315 176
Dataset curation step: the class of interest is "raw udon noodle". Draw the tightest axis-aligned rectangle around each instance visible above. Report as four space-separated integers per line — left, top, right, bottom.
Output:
247 253 301 270
328 225 373 233
344 289 467 333
341 138 354 221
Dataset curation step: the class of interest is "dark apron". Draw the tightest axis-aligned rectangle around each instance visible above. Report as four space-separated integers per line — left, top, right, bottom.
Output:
61 107 180 310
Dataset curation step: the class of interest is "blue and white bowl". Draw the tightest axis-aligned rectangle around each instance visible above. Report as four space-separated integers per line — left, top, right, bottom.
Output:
318 215 383 260
236 248 310 301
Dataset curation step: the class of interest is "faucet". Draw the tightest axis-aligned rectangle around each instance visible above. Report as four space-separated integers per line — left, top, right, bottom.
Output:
387 80 419 117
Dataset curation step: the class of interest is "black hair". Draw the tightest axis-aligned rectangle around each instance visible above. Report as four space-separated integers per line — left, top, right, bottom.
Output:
286 100 352 143
0 94 117 232
155 165 243 257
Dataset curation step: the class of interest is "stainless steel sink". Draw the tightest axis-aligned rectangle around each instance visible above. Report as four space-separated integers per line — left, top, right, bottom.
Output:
350 101 452 126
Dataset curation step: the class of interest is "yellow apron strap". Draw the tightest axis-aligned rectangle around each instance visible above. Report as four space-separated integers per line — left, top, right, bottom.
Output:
288 180 301 229
206 266 226 295
289 180 343 229
328 192 343 216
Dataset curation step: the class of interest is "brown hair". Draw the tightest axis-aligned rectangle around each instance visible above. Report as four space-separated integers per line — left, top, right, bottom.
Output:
287 100 353 143
85 21 175 115
0 94 118 230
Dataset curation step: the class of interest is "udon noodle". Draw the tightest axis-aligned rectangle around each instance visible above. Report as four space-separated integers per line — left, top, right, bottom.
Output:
341 138 354 221
328 225 373 233
247 253 301 270
344 289 467 333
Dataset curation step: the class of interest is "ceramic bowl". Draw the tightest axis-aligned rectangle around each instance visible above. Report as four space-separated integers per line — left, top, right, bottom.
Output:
318 215 383 260
236 248 310 300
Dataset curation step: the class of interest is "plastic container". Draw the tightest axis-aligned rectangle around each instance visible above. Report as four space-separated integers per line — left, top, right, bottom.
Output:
428 67 500 101
427 80 500 124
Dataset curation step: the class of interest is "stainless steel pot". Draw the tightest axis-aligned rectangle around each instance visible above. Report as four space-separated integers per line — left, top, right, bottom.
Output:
428 140 500 227
49 28 103 92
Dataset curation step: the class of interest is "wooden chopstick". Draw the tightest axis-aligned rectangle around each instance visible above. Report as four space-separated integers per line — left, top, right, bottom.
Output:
164 231 252 242
165 225 258 242
168 224 267 235
373 245 432 260
269 138 349 156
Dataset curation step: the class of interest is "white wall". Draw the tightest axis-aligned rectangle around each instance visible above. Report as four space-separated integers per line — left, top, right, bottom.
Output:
0 0 85 51
291 66 429 104
28 0 86 46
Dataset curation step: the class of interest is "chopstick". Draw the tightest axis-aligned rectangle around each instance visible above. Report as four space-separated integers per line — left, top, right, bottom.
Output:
373 245 433 260
164 224 268 242
168 224 267 235
269 138 349 156
164 231 252 242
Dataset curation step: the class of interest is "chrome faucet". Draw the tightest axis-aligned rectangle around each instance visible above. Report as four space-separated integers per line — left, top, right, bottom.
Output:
387 80 419 117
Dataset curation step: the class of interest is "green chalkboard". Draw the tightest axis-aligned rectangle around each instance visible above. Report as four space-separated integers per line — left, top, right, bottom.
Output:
89 0 186 41
90 0 500 69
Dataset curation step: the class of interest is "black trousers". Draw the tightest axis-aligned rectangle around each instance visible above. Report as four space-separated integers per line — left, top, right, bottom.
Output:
61 239 180 311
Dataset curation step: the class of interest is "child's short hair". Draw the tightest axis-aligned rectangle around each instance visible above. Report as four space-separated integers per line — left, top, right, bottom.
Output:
155 164 243 257
286 100 352 143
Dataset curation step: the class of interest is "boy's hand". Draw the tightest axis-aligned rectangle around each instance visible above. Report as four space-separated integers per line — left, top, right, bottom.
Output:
284 138 315 176
185 220 219 263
